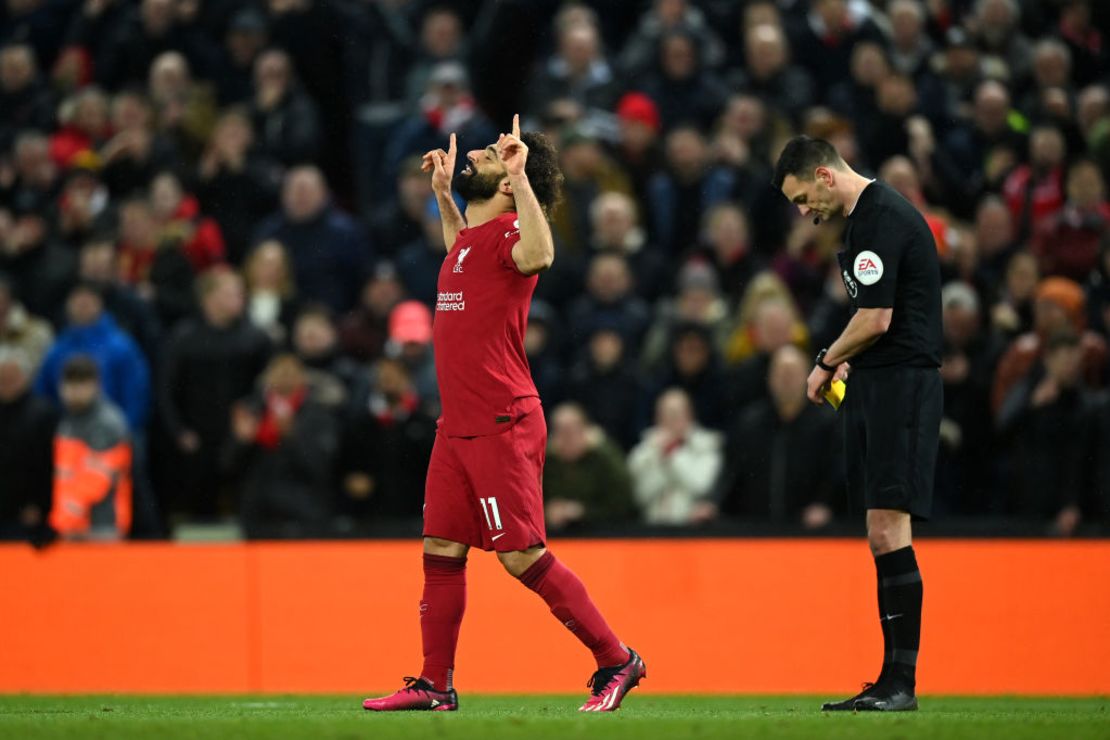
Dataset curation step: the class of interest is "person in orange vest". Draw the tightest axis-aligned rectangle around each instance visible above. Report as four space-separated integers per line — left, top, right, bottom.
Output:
48 355 132 540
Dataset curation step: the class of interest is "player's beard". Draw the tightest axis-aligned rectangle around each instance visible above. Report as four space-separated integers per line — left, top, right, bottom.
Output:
454 169 502 203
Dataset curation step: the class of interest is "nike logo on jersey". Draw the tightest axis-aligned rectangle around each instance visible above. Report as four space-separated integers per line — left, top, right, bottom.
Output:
453 246 472 273
491 533 507 541
881 613 904 622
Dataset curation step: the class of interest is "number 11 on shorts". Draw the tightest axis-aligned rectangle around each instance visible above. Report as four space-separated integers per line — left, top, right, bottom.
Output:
479 497 503 531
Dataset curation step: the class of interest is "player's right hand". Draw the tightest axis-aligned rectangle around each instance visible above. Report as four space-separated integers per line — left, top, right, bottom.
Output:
421 132 456 194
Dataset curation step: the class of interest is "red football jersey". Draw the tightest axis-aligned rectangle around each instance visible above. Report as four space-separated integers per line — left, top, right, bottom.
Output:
433 211 541 437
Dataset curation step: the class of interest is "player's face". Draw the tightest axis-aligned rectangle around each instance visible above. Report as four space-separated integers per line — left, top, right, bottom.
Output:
781 172 840 222
455 145 507 202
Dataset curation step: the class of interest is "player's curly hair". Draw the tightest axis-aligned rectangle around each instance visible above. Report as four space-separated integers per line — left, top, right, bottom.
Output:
521 132 564 217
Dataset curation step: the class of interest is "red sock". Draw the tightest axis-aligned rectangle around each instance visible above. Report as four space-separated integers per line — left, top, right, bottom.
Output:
420 553 466 690
519 551 629 668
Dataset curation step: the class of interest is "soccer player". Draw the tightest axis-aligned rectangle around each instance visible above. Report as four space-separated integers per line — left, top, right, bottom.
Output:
773 136 943 712
363 116 646 713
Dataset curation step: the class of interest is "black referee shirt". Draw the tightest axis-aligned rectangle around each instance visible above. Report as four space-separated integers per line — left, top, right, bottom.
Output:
838 180 942 369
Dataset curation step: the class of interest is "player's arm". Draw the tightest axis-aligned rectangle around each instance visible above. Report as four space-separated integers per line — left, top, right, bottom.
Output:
499 115 555 275
421 132 467 251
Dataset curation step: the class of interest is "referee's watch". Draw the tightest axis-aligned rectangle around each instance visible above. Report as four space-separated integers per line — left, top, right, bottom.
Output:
815 348 835 372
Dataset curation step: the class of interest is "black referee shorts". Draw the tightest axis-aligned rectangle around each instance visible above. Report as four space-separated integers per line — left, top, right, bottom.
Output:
842 365 943 519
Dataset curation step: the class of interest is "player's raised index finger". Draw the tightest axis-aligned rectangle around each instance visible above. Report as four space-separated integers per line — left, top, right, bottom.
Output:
512 113 520 139
448 133 456 154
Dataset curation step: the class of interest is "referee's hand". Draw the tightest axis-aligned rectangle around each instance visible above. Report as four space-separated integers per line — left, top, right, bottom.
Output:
807 365 833 405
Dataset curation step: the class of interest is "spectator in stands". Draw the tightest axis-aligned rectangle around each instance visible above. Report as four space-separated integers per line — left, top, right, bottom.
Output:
196 108 280 265
993 276 1107 416
396 195 450 306
936 282 1003 514
997 330 1096 536
76 239 160 360
49 87 110 169
638 29 728 132
714 345 838 527
0 43 54 149
98 0 219 91
291 304 362 408
525 299 564 407
551 130 633 255
629 387 722 526
35 282 150 433
887 0 934 80
385 300 438 410
935 80 1027 217
612 92 664 206
974 0 1034 87
149 170 226 272
1021 39 1074 119
249 48 321 167
0 347 56 541
567 252 652 353
159 267 271 517
620 0 724 77
587 191 665 302
99 90 178 198
641 261 729 374
691 202 763 303
147 51 218 164
788 0 884 96
1057 0 1105 87
339 263 404 364
565 322 643 451
115 196 194 327
215 8 268 106
543 402 635 531
1089 241 1110 337
1003 126 1067 242
528 15 619 120
49 355 132 541
648 321 731 431
647 126 734 255
0 272 53 371
253 165 372 314
1032 159 1110 282
973 196 1020 292
242 240 298 346
233 353 338 537
5 130 60 214
339 356 435 521
369 157 434 259
55 167 112 249
808 262 853 354
729 23 814 126
991 251 1040 340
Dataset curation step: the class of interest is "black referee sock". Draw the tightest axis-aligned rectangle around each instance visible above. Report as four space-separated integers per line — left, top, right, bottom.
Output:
874 545 922 689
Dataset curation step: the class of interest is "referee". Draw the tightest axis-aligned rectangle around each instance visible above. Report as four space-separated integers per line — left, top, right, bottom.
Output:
773 136 942 712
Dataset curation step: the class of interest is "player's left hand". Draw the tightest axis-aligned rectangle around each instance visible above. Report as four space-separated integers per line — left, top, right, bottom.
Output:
496 114 528 177
807 364 833 405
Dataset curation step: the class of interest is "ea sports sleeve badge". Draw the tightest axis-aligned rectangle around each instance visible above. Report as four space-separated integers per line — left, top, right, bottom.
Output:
823 378 846 410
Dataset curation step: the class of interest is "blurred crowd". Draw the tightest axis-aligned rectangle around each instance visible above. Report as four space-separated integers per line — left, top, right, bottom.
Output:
1 0 1109 542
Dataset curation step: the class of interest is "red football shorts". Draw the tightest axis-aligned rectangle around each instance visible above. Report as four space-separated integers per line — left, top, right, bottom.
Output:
423 404 547 552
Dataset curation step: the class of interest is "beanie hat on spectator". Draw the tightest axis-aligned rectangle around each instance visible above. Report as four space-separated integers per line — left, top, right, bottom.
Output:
1035 276 1086 330
616 93 661 134
389 300 433 344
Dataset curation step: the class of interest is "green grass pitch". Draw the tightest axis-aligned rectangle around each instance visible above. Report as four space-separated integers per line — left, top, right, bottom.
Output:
1 695 1106 739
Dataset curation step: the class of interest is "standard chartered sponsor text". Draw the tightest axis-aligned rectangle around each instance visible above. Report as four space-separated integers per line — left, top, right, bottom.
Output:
437 291 465 311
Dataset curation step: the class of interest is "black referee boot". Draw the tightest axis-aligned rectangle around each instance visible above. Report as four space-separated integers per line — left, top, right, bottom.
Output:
852 680 917 712
821 680 918 712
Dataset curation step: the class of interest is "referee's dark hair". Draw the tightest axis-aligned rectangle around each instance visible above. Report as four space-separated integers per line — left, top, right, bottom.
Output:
772 135 848 189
